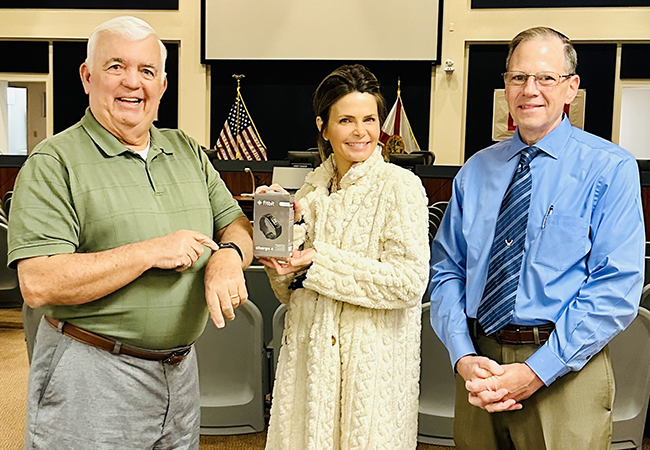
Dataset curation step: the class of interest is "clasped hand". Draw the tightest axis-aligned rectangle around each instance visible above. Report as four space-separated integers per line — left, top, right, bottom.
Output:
457 355 545 413
255 184 315 275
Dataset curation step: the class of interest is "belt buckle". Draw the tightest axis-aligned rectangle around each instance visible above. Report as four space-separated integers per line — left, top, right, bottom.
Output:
494 326 520 344
163 347 191 365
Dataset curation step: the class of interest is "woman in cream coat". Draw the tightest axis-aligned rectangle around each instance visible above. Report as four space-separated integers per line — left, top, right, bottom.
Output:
260 65 430 450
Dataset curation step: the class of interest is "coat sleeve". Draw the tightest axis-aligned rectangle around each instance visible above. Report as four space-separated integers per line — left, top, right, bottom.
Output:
263 268 296 304
302 173 430 310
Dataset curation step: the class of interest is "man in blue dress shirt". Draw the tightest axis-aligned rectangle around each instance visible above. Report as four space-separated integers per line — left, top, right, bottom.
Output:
429 27 644 449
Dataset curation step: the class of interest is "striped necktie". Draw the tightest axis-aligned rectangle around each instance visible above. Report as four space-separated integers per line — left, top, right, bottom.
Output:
477 146 540 335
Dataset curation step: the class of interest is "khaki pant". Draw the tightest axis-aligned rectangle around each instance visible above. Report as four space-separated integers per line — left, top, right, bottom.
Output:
454 334 614 450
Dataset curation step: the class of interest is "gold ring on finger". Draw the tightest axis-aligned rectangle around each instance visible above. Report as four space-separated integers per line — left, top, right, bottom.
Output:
230 294 240 299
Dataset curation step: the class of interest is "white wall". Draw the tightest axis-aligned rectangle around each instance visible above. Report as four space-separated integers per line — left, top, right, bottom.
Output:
0 81 8 155
7 87 27 155
620 86 650 159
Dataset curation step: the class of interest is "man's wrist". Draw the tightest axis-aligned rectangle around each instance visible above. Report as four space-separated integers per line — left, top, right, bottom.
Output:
218 242 243 261
455 353 477 374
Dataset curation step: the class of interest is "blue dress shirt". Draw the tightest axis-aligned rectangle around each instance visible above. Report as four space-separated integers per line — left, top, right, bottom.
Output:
429 117 645 385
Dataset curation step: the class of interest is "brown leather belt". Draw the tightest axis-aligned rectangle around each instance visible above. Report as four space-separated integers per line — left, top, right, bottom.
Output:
469 318 554 345
45 316 192 364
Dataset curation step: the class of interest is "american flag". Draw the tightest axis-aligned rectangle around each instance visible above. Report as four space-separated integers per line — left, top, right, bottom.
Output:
215 92 267 161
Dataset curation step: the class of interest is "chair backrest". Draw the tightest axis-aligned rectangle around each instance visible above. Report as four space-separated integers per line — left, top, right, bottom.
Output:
0 223 18 290
23 304 44 364
428 213 439 245
610 307 650 449
389 151 434 170
195 300 266 434
244 265 281 346
431 201 448 215
418 302 456 446
641 284 650 311
272 303 288 385
428 202 448 244
2 192 11 216
411 150 435 165
429 208 443 225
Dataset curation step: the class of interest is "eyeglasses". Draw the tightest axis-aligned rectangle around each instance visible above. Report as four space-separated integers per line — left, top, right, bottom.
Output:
503 71 575 87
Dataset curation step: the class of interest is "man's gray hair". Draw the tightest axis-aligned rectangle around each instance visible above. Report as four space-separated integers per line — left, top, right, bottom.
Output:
86 16 167 77
506 26 577 74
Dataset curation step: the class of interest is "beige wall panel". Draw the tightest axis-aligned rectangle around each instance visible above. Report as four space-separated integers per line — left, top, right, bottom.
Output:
0 3 209 145
432 4 650 165
2 3 650 162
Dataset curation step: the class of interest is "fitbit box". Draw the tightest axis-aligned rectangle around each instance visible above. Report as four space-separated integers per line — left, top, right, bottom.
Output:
253 190 294 260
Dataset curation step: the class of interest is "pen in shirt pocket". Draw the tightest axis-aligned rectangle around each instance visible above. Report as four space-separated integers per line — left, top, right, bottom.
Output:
542 205 554 229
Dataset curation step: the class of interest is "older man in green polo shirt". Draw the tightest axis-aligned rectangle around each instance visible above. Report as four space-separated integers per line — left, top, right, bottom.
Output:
8 16 253 450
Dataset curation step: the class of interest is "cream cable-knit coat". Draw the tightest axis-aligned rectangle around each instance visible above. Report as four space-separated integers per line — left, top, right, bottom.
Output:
264 148 430 450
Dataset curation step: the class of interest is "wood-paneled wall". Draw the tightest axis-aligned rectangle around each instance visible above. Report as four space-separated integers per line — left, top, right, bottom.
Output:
1 166 648 239
0 169 19 200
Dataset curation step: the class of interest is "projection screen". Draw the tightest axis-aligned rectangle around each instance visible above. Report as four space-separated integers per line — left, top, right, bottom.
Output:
202 0 443 61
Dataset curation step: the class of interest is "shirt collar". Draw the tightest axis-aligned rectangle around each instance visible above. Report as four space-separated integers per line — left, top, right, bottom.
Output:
80 108 174 158
507 114 572 161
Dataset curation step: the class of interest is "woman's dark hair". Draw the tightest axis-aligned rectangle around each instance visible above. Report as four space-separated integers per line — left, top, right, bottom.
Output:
313 64 387 161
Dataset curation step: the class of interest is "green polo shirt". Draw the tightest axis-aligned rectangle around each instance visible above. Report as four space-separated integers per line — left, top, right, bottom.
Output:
8 109 244 349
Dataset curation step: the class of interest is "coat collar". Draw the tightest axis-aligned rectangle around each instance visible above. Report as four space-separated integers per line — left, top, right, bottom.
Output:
304 146 384 190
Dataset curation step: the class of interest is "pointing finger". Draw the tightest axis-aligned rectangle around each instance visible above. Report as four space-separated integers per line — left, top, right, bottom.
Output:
195 234 219 252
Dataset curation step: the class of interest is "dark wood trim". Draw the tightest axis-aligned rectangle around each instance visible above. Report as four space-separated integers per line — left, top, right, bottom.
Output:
0 156 27 168
0 168 19 199
2 157 648 238
211 159 288 174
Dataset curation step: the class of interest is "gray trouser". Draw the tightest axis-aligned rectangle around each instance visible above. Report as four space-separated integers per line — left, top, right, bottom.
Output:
24 318 200 450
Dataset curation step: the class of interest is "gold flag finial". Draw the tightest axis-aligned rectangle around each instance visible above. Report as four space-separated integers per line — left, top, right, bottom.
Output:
233 74 245 93
397 77 401 98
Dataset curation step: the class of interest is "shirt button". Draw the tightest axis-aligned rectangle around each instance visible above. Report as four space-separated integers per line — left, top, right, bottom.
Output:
331 336 336 346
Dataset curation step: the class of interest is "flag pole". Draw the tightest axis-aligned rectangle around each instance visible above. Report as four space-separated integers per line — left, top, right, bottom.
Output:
232 74 245 159
238 92 267 149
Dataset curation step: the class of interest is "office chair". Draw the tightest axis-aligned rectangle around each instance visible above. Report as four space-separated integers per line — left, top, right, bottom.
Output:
418 302 456 446
271 303 288 390
610 307 650 449
196 300 266 434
